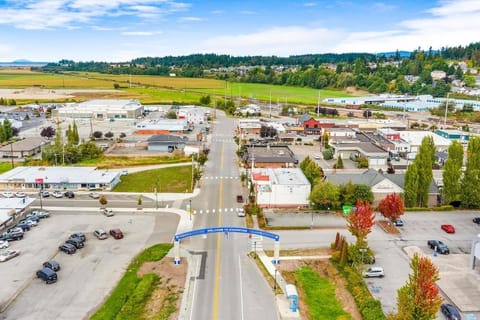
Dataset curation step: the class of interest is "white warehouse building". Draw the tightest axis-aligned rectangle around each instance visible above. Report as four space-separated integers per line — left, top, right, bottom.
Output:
251 168 311 208
53 99 144 120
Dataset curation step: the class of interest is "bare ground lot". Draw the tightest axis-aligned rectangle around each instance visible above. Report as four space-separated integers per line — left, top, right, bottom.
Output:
0 211 179 320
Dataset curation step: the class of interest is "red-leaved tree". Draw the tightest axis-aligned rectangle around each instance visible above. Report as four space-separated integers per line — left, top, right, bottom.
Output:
392 253 442 320
347 199 375 247
378 193 404 224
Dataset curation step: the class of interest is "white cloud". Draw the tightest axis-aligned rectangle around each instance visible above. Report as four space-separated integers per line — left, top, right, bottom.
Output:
121 31 162 36
303 2 318 7
178 16 203 22
202 26 343 56
372 2 396 11
0 0 190 30
211 10 224 15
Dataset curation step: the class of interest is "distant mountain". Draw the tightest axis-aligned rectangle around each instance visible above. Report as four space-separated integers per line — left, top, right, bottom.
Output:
0 59 50 66
376 51 411 58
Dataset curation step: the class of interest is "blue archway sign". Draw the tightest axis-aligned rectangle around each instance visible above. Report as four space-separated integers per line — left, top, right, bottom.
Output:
174 227 279 242
173 227 281 265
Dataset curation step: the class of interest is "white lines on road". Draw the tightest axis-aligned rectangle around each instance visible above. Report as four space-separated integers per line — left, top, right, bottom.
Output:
238 256 245 320
193 208 243 215
203 176 239 180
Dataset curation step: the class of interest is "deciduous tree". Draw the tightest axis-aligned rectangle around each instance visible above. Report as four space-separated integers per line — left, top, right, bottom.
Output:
391 253 442 320
442 141 463 205
378 193 404 223
346 199 375 248
461 136 480 208
309 180 339 210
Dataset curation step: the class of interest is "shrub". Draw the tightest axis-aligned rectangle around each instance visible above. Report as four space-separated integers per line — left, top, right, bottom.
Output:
115 274 159 320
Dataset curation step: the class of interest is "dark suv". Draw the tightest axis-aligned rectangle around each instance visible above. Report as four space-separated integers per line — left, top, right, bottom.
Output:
59 243 76 254
64 191 75 198
36 267 58 284
43 260 61 272
70 232 86 242
66 238 84 249
427 240 450 254
15 221 31 232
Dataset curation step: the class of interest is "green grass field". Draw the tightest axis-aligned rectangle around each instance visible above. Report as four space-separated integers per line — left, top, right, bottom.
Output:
296 267 351 320
0 162 13 174
0 69 356 105
112 166 192 193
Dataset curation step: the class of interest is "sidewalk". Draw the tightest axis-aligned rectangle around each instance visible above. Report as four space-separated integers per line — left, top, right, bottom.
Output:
252 215 300 319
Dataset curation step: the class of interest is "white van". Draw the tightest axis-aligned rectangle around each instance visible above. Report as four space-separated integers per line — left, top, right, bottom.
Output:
363 267 384 278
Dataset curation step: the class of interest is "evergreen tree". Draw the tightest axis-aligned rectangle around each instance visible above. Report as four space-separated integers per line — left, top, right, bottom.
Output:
0 125 5 143
404 162 419 207
66 124 73 144
3 119 13 141
72 121 79 144
442 141 463 205
336 154 344 169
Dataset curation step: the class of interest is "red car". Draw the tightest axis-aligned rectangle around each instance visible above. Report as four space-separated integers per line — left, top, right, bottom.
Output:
441 224 455 233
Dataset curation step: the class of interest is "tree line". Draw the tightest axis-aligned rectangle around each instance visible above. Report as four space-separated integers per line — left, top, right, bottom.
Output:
36 42 480 97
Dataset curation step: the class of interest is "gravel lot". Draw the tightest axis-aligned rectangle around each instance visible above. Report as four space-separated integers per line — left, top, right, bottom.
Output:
0 210 179 320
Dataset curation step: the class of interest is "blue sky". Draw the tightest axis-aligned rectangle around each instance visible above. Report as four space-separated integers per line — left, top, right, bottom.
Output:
0 0 478 62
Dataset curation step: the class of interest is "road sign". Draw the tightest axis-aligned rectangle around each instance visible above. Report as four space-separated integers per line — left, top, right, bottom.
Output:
174 227 279 242
35 178 44 183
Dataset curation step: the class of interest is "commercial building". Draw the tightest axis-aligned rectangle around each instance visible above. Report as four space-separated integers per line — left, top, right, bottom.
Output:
0 138 50 159
242 145 298 168
251 168 311 208
53 99 144 120
176 106 207 124
0 166 121 191
147 135 187 152
435 129 470 144
135 119 189 135
0 197 35 228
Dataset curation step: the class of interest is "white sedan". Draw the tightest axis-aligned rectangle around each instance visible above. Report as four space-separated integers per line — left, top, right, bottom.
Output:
52 191 63 198
14 192 27 198
0 249 20 262
0 240 8 249
2 192 14 198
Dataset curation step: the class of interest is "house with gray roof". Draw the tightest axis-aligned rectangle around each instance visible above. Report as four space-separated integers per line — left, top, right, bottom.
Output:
147 135 187 153
243 145 298 168
325 168 440 207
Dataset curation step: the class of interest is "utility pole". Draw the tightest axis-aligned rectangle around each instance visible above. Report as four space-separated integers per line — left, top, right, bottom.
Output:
444 92 450 126
9 142 14 169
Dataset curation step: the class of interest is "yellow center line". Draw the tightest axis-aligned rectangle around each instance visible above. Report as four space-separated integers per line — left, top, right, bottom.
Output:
213 142 225 320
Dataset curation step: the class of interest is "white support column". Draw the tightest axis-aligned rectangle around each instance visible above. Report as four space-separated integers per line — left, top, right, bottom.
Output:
174 241 181 265
273 241 280 265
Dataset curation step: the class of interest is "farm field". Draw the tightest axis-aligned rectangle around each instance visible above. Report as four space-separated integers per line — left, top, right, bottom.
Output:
0 69 356 105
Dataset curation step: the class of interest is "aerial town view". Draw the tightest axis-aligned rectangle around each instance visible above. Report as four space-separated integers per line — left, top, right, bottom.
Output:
1 1 480 320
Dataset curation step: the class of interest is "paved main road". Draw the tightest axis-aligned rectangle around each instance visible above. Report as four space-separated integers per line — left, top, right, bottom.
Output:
182 112 278 320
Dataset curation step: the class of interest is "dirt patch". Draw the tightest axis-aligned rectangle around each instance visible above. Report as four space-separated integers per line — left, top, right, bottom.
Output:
138 257 187 320
278 258 362 320
377 220 400 234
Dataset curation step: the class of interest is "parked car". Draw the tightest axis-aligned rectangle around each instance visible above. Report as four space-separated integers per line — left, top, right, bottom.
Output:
237 207 246 217
236 195 244 203
64 191 75 198
89 192 100 199
94 229 108 240
43 260 61 272
0 240 9 249
473 217 480 224
69 232 86 242
29 210 50 219
2 191 14 198
427 240 450 254
66 238 85 249
109 228 124 239
394 218 404 227
0 249 20 262
102 208 114 217
14 191 26 198
15 221 32 231
0 229 24 241
22 214 40 223
59 243 76 254
441 303 462 320
39 190 50 197
313 154 321 160
362 266 384 278
36 267 58 284
441 224 455 234
52 190 63 198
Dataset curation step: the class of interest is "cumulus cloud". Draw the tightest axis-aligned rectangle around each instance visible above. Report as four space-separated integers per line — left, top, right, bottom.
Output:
178 16 203 22
0 0 190 30
121 31 162 36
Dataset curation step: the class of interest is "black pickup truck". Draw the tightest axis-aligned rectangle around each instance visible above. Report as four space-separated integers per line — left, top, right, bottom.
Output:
427 240 449 254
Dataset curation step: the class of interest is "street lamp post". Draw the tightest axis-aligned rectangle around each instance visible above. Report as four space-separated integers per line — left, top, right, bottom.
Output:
274 268 278 291
189 199 192 221
311 211 314 229
39 182 43 210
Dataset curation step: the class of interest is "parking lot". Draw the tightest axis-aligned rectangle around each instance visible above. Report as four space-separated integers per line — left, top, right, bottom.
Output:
263 210 480 318
0 210 179 320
